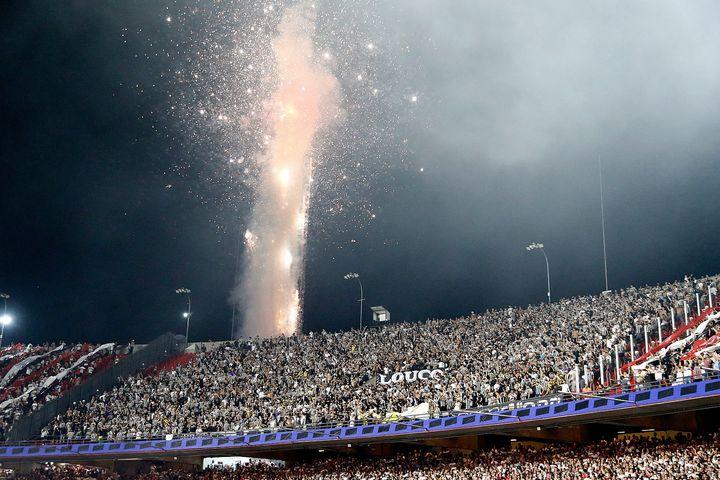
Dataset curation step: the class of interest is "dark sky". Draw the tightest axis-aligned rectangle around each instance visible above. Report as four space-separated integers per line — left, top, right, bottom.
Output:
2 1 719 345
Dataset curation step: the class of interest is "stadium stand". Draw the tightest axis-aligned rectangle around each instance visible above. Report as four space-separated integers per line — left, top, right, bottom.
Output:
39 274 719 442
5 334 186 442
7 428 720 478
0 343 120 439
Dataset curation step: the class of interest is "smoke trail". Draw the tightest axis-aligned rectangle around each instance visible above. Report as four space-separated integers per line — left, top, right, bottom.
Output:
238 4 339 338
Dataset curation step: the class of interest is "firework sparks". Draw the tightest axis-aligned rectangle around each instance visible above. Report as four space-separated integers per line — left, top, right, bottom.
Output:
133 1 422 337
238 3 339 337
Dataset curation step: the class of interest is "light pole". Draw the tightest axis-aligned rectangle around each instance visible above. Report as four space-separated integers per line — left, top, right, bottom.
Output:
343 273 364 329
175 288 192 343
0 293 12 349
526 243 551 303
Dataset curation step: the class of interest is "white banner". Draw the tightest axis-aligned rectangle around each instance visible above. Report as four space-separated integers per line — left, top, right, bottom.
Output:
400 402 430 419
631 312 720 373
0 343 115 413
0 345 31 365
0 344 65 388
0 385 38 412
378 367 445 386
42 342 115 389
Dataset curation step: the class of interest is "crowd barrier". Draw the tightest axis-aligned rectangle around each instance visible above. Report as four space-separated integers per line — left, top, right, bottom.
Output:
4 371 719 448
1 374 719 462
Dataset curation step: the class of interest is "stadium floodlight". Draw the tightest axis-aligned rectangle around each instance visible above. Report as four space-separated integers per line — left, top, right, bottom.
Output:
526 243 551 303
175 288 192 344
371 306 390 323
0 293 11 349
343 273 365 329
0 314 12 349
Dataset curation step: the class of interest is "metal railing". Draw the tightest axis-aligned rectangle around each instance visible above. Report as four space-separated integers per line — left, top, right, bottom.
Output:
4 370 717 447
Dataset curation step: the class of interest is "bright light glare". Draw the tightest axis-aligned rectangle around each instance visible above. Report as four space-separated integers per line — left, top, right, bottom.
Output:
0 314 12 326
276 168 291 188
281 248 293 269
182 312 190 318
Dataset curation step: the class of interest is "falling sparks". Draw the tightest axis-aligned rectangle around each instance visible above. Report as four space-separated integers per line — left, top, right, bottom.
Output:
238 3 339 337
125 2 424 336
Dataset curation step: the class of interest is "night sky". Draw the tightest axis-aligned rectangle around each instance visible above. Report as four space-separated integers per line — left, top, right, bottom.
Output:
2 1 719 345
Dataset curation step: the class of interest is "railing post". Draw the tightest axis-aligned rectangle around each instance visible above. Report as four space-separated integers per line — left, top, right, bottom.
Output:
614 344 621 382
574 365 581 393
671 308 676 331
657 317 662 343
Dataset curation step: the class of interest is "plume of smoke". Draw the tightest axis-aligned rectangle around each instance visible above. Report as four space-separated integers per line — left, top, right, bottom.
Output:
237 4 339 338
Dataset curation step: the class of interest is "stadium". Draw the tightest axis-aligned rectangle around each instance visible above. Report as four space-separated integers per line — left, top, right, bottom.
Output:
3 1 720 479
0 276 719 478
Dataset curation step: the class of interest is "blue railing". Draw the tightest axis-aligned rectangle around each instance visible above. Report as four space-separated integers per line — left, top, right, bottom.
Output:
2 375 719 461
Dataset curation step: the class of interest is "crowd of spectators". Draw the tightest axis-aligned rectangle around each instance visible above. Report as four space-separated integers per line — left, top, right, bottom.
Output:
0 342 119 438
9 430 720 479
41 274 718 441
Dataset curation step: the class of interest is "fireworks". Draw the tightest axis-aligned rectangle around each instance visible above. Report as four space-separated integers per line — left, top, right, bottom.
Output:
131 1 422 337
238 3 339 337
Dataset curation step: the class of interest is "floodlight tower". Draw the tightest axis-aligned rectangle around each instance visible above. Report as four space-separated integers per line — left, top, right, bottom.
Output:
343 273 365 329
175 288 192 343
526 243 551 303
0 293 12 349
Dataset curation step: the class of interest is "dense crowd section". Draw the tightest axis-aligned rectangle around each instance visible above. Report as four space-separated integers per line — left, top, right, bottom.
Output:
0 342 119 438
42 274 719 441
9 430 720 479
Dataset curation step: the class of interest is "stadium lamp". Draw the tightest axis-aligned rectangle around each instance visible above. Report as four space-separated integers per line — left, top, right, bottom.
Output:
0 293 11 349
371 306 390 323
0 314 12 349
343 273 365 329
526 243 551 303
175 288 192 344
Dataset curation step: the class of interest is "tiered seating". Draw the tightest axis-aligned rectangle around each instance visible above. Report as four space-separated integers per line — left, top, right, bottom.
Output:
43 274 718 442
0 342 119 438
